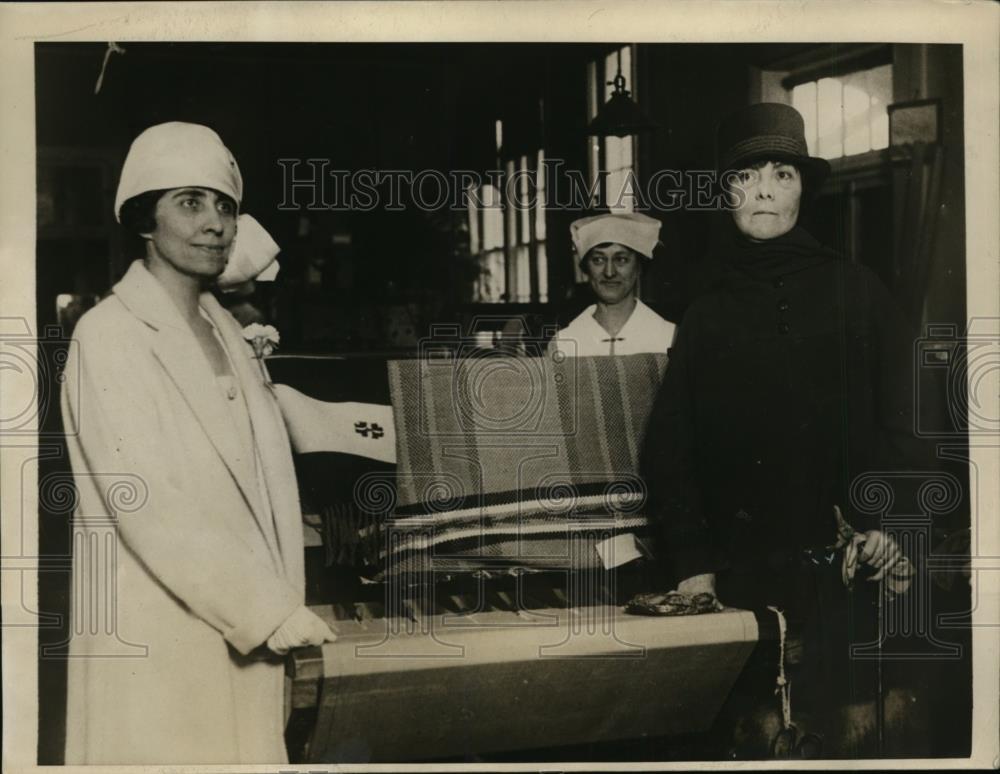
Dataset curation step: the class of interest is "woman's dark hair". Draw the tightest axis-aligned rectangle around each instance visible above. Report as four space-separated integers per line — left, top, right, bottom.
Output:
721 157 822 201
119 189 167 259
119 189 168 236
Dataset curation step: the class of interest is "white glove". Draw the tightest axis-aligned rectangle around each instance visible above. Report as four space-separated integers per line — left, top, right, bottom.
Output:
266 605 338 655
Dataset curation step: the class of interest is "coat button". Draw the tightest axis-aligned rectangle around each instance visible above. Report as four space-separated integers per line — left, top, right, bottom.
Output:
778 322 790 335
777 299 790 312
773 278 785 289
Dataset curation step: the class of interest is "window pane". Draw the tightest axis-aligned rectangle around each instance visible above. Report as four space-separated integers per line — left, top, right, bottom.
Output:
605 135 624 172
515 244 531 303
607 167 623 211
868 63 892 150
604 135 635 211
816 77 844 159
504 159 517 254
776 62 894 162
519 155 531 245
482 249 505 303
842 69 872 156
535 148 546 241
493 250 507 302
605 49 618 100
481 185 503 251
588 137 602 199
792 81 818 155
622 133 633 165
607 167 636 213
536 242 548 304
467 189 480 255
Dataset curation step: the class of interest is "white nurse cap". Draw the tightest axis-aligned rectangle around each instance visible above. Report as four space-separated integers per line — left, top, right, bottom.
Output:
570 212 661 260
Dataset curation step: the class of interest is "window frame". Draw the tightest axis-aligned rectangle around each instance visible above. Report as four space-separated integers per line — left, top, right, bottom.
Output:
466 124 548 304
753 44 895 182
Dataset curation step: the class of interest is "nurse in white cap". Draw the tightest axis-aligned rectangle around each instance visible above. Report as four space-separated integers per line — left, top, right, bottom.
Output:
61 122 334 764
550 212 676 356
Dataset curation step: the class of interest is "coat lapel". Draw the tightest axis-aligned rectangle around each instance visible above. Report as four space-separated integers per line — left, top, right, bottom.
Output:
112 262 268 541
200 293 302 584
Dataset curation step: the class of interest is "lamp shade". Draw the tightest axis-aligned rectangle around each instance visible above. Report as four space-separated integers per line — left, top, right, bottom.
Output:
587 75 658 138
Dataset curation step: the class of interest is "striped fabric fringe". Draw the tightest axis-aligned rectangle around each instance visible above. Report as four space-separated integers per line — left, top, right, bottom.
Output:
320 502 385 568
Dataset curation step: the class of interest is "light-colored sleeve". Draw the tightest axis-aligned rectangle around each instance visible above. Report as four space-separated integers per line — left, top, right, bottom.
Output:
62 317 302 655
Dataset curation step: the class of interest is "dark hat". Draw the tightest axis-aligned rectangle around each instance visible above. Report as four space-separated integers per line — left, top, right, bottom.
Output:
716 103 830 188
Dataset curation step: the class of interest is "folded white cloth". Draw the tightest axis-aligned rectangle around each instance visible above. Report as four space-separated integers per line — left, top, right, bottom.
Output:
217 214 281 290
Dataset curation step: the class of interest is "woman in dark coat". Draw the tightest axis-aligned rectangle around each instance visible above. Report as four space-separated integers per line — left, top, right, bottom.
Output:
641 103 923 757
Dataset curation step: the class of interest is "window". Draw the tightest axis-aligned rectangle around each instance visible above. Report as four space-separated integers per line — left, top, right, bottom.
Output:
791 63 893 159
509 149 548 303
468 178 506 303
757 46 894 161
587 45 638 212
467 120 548 304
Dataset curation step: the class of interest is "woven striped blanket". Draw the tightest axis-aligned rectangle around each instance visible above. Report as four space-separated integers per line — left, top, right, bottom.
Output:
270 353 667 580
377 353 666 578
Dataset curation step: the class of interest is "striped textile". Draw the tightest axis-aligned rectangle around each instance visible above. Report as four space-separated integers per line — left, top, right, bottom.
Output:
381 353 667 578
269 353 668 579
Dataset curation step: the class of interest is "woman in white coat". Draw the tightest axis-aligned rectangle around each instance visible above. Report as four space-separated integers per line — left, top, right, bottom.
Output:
61 122 336 765
550 212 676 357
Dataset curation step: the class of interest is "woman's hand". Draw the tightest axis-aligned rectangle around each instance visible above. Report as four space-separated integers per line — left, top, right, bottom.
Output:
859 530 903 578
266 605 338 655
859 530 915 596
677 573 717 597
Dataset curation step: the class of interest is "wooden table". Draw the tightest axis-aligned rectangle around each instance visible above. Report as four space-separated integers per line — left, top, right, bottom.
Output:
287 603 760 763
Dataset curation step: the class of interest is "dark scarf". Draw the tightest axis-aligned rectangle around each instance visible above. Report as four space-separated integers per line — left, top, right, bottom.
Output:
708 216 839 286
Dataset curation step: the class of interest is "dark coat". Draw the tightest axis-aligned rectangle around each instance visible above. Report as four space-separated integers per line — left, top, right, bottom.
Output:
641 226 926 607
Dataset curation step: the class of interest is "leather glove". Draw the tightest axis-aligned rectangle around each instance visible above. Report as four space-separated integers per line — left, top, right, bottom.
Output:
266 605 338 655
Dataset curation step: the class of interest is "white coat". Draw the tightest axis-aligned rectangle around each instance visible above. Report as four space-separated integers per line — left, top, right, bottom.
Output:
550 298 676 357
61 260 305 764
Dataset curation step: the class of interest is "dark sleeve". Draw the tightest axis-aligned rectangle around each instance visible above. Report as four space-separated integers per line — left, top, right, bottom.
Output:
641 305 728 581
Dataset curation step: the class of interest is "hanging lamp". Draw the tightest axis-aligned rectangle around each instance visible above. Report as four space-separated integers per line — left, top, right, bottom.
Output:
586 49 658 137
